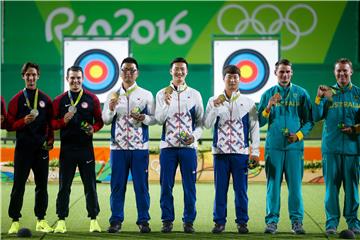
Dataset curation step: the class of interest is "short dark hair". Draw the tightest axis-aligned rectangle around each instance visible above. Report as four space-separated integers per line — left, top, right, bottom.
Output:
275 59 292 71
21 62 40 76
66 66 83 78
335 58 352 70
170 57 188 68
223 65 240 78
121 57 139 69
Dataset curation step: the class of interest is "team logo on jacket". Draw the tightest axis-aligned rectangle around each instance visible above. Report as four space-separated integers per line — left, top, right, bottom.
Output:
39 100 46 108
74 49 119 94
224 49 269 94
81 102 89 109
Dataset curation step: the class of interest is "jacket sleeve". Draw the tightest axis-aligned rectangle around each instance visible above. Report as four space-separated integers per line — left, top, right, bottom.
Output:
203 97 218 129
102 92 117 125
51 96 66 130
45 96 54 144
312 96 328 122
142 92 156 126
7 95 26 131
258 92 270 127
297 91 314 139
249 101 260 157
155 89 170 124
192 91 204 141
92 95 104 133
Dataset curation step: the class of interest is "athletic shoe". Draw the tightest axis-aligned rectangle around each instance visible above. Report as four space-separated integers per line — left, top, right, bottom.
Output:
54 220 67 233
138 222 151 233
183 222 195 233
8 221 19 234
264 223 277 234
90 219 101 232
212 223 225 233
292 222 305 234
161 221 173 233
237 223 249 234
36 220 53 233
325 227 337 235
350 228 360 234
108 222 121 233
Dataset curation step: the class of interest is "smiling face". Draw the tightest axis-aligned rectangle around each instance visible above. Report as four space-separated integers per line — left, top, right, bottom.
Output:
22 67 39 90
66 70 83 92
170 62 188 86
334 62 352 88
275 64 293 87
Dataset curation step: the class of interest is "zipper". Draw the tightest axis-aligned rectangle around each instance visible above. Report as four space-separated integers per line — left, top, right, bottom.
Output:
127 95 130 149
178 93 181 147
229 101 233 154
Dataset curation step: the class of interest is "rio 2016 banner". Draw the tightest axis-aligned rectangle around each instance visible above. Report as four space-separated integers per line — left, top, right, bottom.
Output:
3 1 354 65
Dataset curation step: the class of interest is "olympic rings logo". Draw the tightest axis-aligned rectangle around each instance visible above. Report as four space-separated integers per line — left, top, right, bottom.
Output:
217 4 317 50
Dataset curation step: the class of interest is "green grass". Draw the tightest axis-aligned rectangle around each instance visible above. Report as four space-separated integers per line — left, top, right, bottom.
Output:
0 182 354 239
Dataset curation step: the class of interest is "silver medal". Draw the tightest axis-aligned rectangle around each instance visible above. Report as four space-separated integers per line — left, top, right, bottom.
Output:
68 105 77 113
30 109 39 117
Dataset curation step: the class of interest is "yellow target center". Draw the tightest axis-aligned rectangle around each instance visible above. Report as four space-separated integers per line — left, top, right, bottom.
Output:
90 65 103 79
240 65 253 79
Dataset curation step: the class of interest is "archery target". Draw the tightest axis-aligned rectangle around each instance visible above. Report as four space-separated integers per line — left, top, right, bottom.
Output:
213 40 279 102
64 39 129 102
74 49 119 94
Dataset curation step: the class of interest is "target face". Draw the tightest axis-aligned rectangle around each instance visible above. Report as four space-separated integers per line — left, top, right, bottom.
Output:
64 39 129 103
224 49 269 94
213 39 279 103
74 49 119 94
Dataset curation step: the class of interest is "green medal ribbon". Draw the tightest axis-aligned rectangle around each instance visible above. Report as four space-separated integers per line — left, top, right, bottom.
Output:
23 88 38 110
68 89 83 107
120 85 138 97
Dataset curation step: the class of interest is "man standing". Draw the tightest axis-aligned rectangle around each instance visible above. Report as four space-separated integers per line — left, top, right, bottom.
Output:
204 65 260 234
313 58 360 235
258 59 314 234
102 57 156 233
7 62 54 234
52 66 104 233
155 57 204 233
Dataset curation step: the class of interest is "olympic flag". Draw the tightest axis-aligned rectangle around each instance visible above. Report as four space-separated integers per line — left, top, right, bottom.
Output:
63 39 129 102
213 39 279 103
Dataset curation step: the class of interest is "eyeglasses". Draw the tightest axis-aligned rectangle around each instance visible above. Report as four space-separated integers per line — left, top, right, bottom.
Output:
121 68 137 74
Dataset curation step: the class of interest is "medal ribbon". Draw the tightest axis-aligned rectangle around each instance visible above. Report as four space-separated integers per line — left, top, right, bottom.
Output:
120 85 138 97
68 89 83 107
23 88 38 110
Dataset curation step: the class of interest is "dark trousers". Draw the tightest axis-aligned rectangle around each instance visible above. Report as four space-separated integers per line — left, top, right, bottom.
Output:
8 147 49 220
56 146 100 219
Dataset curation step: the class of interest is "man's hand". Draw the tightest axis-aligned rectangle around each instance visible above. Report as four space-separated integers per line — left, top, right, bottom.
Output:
213 94 226 107
287 133 298 143
317 85 334 99
340 126 353 135
1 115 4 124
24 114 36 124
248 155 260 169
181 135 194 145
63 112 75 124
266 93 281 112
130 112 145 122
109 98 118 112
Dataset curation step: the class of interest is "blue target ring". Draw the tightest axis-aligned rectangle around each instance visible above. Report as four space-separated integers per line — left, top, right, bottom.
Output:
224 49 270 94
74 49 119 94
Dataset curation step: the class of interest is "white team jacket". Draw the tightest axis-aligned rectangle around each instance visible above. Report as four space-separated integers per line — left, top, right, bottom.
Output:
155 83 204 149
102 83 156 150
204 91 260 156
